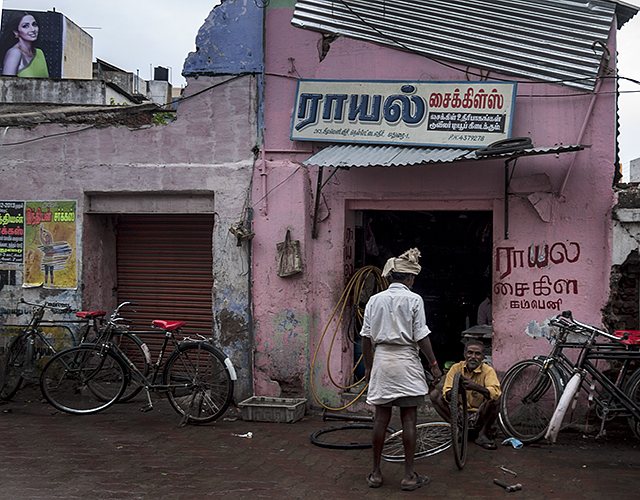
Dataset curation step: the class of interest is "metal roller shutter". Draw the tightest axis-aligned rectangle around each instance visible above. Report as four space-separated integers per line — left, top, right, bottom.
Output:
116 214 214 356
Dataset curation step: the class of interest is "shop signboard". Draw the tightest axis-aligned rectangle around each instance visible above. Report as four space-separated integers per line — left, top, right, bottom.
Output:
291 80 517 148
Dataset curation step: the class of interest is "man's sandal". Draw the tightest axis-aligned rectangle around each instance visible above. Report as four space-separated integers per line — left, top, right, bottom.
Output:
401 473 430 491
366 473 382 488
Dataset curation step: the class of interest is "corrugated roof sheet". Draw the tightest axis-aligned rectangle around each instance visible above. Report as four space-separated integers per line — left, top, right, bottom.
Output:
292 0 638 91
302 143 584 167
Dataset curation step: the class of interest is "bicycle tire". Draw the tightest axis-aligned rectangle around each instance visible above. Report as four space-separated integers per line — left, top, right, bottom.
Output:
475 137 533 156
382 422 451 462
624 369 640 440
112 332 150 402
0 335 28 401
162 342 234 424
40 345 128 414
498 359 561 444
310 423 395 449
450 371 468 470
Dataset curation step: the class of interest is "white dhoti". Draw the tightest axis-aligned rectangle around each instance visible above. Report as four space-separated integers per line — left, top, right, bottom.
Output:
366 344 429 406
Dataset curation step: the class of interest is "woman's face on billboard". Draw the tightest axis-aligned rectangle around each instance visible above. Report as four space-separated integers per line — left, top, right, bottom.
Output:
14 15 39 43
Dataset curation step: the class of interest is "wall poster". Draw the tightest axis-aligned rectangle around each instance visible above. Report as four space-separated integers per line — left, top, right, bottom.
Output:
0 201 24 265
23 201 77 289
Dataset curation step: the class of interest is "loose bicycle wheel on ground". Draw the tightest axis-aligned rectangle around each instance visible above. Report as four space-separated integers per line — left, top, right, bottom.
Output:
498 359 561 444
382 422 451 462
0 335 29 401
163 342 234 424
450 371 468 470
40 345 128 414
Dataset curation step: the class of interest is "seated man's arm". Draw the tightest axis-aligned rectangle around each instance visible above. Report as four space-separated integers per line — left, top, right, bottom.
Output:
461 368 501 401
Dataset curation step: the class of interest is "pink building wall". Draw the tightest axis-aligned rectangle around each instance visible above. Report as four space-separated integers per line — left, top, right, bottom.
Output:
0 75 259 400
252 7 617 406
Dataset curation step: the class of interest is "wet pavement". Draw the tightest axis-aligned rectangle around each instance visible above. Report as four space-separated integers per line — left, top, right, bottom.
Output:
1 384 639 499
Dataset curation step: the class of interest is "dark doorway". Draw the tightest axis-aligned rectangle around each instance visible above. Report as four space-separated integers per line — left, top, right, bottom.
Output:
354 210 492 365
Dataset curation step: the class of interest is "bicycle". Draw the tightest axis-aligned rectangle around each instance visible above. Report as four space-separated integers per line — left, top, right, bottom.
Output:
40 305 237 425
499 311 640 444
0 299 148 402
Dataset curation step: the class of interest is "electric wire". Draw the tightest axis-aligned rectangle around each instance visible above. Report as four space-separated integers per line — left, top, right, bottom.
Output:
310 265 388 411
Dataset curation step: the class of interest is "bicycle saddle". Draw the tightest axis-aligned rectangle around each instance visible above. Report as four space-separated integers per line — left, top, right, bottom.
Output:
613 331 640 345
76 311 106 319
152 320 186 331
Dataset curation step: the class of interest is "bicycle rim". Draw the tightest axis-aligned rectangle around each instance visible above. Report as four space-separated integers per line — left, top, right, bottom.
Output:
450 371 468 470
40 345 127 414
113 333 149 402
163 343 234 424
382 422 451 462
0 335 28 400
624 370 640 440
499 359 560 444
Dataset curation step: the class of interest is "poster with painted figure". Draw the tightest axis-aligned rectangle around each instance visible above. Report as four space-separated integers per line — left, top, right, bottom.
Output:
0 9 64 78
23 201 77 289
0 201 24 264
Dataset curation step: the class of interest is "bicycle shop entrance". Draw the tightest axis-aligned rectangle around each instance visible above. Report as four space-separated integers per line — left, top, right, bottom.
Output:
351 209 493 369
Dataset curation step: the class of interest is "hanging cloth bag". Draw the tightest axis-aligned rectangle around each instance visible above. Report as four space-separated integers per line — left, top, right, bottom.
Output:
276 229 303 277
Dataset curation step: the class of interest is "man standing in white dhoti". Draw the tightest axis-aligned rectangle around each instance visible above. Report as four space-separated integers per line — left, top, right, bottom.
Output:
361 248 442 491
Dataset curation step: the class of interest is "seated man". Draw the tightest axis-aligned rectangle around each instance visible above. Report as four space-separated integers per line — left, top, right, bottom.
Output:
429 340 501 450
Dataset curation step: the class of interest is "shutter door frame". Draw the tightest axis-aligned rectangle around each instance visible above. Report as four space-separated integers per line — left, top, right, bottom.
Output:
116 214 214 356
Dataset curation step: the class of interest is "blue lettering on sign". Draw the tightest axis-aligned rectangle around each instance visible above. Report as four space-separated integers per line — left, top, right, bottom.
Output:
295 85 427 131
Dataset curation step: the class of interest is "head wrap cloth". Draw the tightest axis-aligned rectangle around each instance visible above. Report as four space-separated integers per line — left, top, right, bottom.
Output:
382 248 422 277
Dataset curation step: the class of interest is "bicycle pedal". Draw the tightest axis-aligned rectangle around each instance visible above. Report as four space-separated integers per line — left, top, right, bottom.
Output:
139 404 154 413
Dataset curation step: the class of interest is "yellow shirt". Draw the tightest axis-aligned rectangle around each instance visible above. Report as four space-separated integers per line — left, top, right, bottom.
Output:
443 360 501 412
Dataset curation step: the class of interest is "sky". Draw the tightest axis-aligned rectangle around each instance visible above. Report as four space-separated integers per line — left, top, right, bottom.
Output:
2 0 640 173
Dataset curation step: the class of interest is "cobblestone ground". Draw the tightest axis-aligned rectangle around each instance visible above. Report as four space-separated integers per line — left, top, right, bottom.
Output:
1 384 639 499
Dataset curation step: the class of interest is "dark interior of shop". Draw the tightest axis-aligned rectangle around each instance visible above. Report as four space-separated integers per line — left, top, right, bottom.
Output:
354 210 493 367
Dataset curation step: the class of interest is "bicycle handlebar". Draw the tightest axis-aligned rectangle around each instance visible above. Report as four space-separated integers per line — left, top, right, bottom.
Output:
19 298 73 314
552 311 623 343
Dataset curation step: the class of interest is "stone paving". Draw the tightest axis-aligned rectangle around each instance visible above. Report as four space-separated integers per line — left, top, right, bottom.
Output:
1 384 639 499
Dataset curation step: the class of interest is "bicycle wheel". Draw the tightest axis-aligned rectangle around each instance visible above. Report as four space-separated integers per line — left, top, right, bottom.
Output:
450 371 468 470
624 369 640 439
1 335 29 400
40 345 128 414
112 332 150 402
382 422 451 462
163 342 234 424
499 359 561 444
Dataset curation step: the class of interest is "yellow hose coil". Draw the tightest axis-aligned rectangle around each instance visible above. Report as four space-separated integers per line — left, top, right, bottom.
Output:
310 266 388 410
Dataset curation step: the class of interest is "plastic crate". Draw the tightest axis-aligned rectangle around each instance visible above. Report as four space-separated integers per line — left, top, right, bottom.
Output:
238 396 307 423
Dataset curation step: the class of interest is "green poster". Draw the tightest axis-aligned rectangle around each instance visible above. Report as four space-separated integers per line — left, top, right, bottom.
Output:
24 201 77 289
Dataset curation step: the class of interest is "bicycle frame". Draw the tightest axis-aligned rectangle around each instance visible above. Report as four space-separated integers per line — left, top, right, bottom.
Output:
544 313 640 440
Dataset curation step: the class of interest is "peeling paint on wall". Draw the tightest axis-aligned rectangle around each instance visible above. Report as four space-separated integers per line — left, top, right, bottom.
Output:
183 0 265 77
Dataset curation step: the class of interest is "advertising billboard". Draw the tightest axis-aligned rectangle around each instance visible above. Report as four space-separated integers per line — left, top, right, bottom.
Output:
0 9 63 78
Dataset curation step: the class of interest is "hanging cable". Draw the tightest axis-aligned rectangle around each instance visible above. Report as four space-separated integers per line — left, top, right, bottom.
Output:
310 265 388 411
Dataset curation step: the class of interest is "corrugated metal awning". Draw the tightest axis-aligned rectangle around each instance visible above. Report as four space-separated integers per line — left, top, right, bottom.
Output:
292 0 638 91
302 143 585 168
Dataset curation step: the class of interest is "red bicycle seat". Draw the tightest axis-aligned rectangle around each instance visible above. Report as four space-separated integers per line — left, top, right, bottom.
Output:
152 320 185 331
613 330 640 345
76 311 106 319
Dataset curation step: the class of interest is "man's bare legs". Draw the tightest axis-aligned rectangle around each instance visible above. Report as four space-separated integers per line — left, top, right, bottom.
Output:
369 405 392 487
399 406 421 488
369 405 425 488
